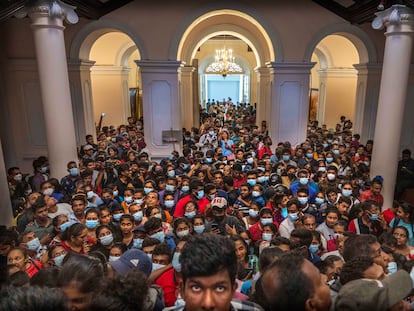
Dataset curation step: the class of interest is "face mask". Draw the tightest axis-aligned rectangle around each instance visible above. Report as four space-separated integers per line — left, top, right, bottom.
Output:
113 213 123 222
87 191 95 199
185 211 196 219
13 174 23 182
69 168 79 176
327 173 336 181
318 167 326 172
152 263 166 272
164 200 175 209
109 255 120 263
249 209 259 218
133 238 144 249
103 198 112 205
182 163 189 170
364 161 370 167
113 190 119 197
281 207 288 218
309 244 319 254
194 224 205 234
43 188 54 196
369 213 378 221
257 176 266 183
177 230 190 238
134 199 144 205
209 131 215 136
165 185 175 192
147 253 152 260
133 211 143 222
299 177 309 185
148 165 153 171
282 155 290 161
306 153 313 159
247 179 256 186
100 234 114 246
172 252 181 272
247 158 254 164
251 151 256 158
60 221 71 232
326 157 334 163
167 170 176 177
41 166 48 174
252 191 261 198
323 143 329 148
196 190 204 199
334 233 343 240
387 262 398 275
85 220 99 229
54 253 66 267
276 168 281 175
338 183 342 190
342 189 352 197
298 197 308 205
333 150 340 155
288 212 299 222
144 187 152 195
151 231 165 243
25 189 32 196
315 197 324 205
168 154 175 160
222 160 227 165
27 237 40 250
261 218 273 226
262 233 273 242
209 194 216 201
181 185 190 192
153 213 162 219
123 196 133 204
205 157 213 163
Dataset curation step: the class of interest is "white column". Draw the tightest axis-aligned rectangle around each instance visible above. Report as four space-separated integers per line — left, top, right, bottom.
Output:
353 63 382 143
255 67 271 127
24 1 79 179
371 5 414 208
268 62 315 146
0 140 13 227
179 65 195 131
135 60 183 159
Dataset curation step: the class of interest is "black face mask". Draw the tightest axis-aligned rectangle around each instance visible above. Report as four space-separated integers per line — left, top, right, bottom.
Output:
213 215 225 223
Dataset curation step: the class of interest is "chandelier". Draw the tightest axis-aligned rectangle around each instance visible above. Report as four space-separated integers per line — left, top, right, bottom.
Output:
206 37 242 77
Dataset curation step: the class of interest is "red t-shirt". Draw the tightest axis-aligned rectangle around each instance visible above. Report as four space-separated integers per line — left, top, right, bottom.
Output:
173 196 209 217
360 190 384 206
26 260 42 278
155 267 177 307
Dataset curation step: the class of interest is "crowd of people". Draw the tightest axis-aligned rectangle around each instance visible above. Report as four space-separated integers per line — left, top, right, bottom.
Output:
2 102 414 310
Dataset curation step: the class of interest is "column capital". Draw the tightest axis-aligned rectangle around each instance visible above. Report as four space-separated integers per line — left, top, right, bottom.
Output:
135 60 183 74
254 66 271 76
179 65 196 74
16 0 79 27
372 4 414 33
266 61 316 74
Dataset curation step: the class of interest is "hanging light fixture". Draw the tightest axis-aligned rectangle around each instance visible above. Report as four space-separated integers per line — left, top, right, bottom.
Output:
206 35 242 78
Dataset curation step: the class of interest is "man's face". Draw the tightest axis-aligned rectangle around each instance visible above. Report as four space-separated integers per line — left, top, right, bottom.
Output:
325 212 338 228
72 200 86 216
181 268 236 311
35 206 49 221
302 259 332 311
146 192 159 206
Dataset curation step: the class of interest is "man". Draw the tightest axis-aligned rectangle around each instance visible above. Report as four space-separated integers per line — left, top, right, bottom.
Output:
206 197 245 235
60 161 81 199
395 149 414 199
290 169 319 203
253 252 331 311
176 233 263 311
173 179 209 217
24 196 54 241
360 176 384 206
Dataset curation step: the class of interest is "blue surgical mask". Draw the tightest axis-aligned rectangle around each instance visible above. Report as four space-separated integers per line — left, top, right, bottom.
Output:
164 200 175 209
315 197 324 205
54 253 66 267
252 191 261 198
281 207 288 218
85 220 99 229
288 212 299 222
309 244 319 254
144 187 152 195
257 176 266 183
60 221 71 232
182 163 189 170
176 230 190 238
196 190 204 200
209 131 215 136
323 143 329 148
262 233 273 242
298 197 308 205
109 255 120 263
100 234 114 246
69 167 79 176
326 157 334 163
194 224 205 234
261 218 273 226
134 199 144 205
113 213 123 222
133 238 144 249
152 263 166 272
299 177 309 185
247 158 254 164
124 196 133 204
165 185 175 192
113 190 119 197
318 167 326 172
306 153 313 159
249 209 259 218
133 211 143 222
167 170 176 177
247 179 256 186
168 154 175 160
205 157 213 163
333 150 340 155
41 166 48 174
369 213 378 221
151 231 165 243
342 189 353 197
185 211 196 219
172 252 181 272
282 155 290 161
276 168 281 175
27 237 40 250
181 185 190 192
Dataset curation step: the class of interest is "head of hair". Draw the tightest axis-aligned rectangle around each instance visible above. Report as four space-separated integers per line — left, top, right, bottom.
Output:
143 217 162 233
258 247 284 272
30 266 60 287
339 256 374 285
152 243 172 262
290 229 313 248
62 223 86 242
142 237 160 249
343 234 378 261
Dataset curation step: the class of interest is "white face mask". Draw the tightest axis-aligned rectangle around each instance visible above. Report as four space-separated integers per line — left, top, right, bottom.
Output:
43 188 54 196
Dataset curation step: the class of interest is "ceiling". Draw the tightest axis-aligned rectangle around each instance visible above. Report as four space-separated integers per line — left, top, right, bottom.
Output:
1 1 414 24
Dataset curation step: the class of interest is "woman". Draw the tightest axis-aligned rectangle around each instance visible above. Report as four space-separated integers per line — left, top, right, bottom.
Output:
242 201 260 230
47 244 67 267
49 214 69 246
60 223 90 255
108 242 128 263
119 214 134 249
230 235 251 284
173 218 192 240
90 224 118 259
219 130 234 158
392 226 414 259
85 208 101 244
389 201 414 246
183 200 198 220
192 214 206 234
7 247 42 278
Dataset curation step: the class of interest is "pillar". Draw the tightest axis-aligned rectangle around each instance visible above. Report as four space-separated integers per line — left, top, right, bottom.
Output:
179 65 195 131
135 60 182 159
268 62 315 145
192 59 200 127
0 139 13 227
353 63 382 143
255 66 271 127
24 0 79 179
370 5 414 208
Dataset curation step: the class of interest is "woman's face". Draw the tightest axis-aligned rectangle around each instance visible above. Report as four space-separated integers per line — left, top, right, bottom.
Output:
393 228 408 246
97 227 112 239
62 281 94 311
72 228 88 247
7 249 26 270
185 202 196 213
234 240 247 262
396 207 409 220
193 218 204 227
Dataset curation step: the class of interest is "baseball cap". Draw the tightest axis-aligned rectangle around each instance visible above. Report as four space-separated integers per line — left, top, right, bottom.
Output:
109 249 152 277
132 225 146 233
335 270 413 311
84 144 93 151
115 136 124 142
211 197 228 209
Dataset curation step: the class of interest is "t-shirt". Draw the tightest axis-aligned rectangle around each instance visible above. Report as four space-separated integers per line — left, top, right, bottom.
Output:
48 203 73 219
390 218 414 246
155 267 176 307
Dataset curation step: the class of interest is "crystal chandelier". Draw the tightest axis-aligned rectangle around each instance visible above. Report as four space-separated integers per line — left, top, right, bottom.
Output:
206 37 242 77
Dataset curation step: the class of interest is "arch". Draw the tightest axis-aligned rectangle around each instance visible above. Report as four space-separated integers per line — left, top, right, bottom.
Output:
116 43 139 67
172 9 282 66
69 19 146 61
304 23 378 64
313 45 331 70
